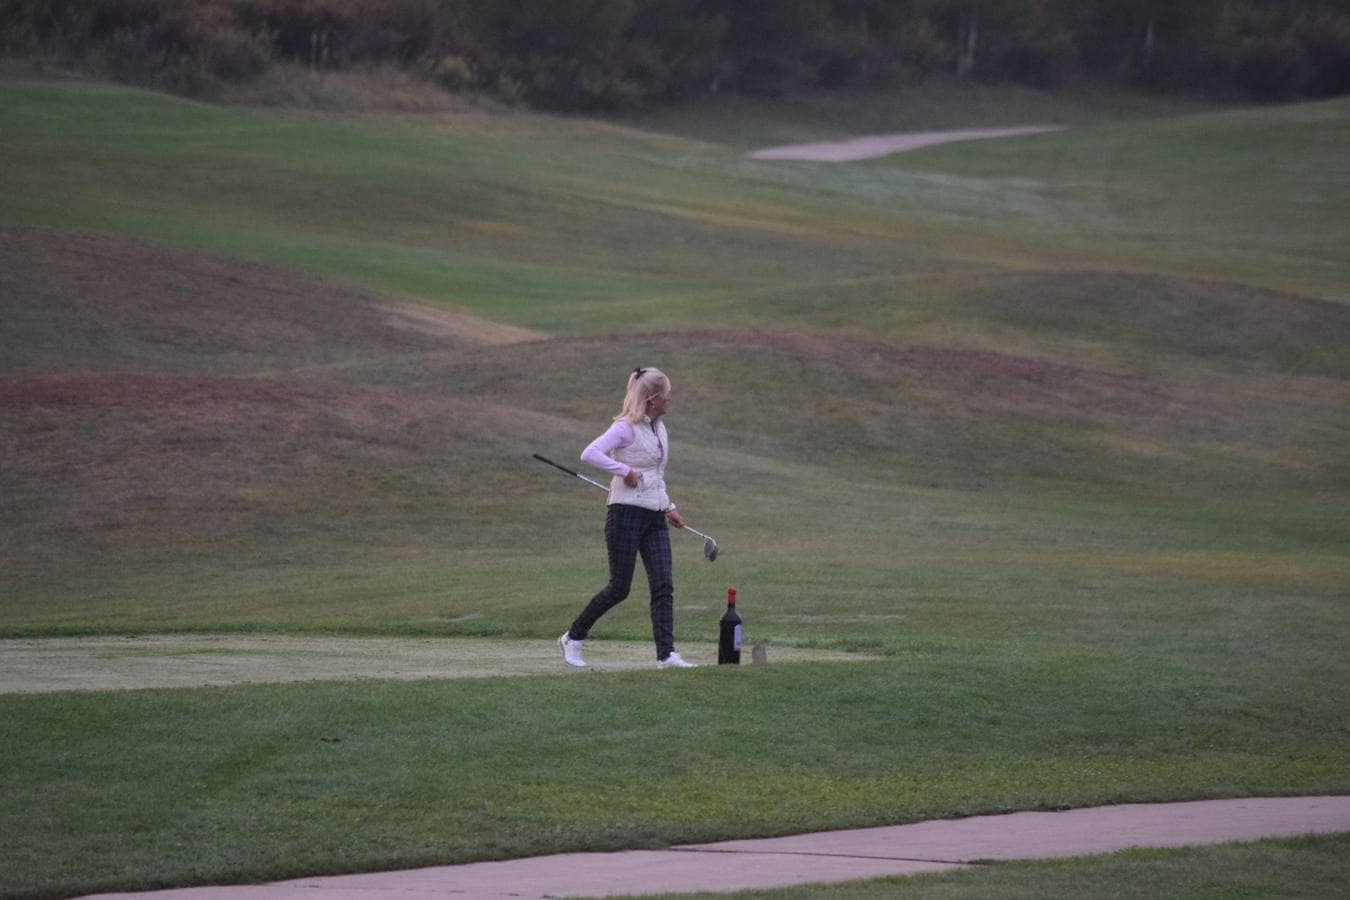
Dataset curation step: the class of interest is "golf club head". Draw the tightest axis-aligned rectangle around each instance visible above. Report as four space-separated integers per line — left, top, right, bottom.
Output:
704 536 718 562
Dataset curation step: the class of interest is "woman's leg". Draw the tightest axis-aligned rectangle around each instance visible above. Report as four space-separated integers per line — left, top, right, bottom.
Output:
638 514 675 660
569 505 643 640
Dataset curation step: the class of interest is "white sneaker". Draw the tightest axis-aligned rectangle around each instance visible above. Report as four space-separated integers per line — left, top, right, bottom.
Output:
559 633 588 668
657 651 697 669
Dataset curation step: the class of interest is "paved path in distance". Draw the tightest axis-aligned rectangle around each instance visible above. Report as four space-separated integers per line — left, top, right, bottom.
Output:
747 125 1065 161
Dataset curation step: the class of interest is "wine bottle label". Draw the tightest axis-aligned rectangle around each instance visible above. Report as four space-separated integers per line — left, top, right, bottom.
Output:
733 624 742 650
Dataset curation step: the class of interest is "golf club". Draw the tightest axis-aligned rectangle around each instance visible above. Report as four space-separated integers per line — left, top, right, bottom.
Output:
533 453 719 561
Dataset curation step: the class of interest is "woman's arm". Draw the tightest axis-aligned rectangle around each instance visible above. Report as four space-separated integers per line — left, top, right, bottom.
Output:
580 420 636 481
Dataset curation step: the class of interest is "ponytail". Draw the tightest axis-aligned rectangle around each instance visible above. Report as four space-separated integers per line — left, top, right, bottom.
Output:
616 367 669 424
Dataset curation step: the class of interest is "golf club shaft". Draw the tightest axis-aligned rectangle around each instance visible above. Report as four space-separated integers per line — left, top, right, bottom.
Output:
532 453 610 492
682 524 714 542
533 453 713 537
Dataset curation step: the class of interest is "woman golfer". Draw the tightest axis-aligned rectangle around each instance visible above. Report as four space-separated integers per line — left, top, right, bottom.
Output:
559 367 697 669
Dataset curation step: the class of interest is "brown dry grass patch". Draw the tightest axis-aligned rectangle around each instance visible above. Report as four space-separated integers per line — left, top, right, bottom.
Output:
0 227 574 562
0 225 531 376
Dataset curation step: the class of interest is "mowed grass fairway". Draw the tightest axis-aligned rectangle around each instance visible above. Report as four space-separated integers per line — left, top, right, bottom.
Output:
1 78 1348 897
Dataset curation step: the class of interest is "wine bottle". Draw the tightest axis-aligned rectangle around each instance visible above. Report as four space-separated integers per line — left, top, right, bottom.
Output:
718 587 741 665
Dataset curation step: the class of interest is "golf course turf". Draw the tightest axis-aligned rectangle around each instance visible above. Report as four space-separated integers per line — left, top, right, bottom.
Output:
1 77 1347 897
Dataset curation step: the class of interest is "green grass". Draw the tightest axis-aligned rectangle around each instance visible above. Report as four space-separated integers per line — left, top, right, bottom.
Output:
2 80 1346 330
883 97 1350 297
3 666 1346 898
622 833 1350 899
1 76 1348 896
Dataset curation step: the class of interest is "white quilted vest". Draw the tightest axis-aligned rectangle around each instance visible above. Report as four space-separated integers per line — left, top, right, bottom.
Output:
607 416 672 511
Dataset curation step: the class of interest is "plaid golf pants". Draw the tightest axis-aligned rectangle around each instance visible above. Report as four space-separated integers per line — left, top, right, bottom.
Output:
568 503 675 661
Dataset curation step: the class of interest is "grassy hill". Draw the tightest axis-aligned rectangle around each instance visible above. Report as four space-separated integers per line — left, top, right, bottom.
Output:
1 78 1347 896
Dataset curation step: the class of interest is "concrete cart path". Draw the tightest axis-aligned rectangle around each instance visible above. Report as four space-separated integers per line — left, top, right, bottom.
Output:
84 795 1350 899
747 125 1065 161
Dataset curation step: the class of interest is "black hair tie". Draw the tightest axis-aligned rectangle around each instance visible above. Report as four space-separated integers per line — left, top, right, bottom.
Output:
633 367 646 378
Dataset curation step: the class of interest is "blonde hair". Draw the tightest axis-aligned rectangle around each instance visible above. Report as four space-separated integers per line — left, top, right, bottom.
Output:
616 367 670 424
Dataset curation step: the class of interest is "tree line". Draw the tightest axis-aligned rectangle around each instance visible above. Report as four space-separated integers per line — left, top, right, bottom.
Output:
4 0 1349 110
